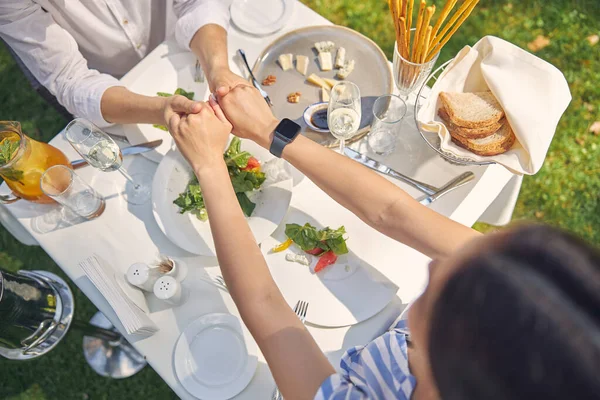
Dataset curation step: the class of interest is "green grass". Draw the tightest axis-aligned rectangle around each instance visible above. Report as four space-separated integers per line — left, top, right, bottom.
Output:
1 0 599 398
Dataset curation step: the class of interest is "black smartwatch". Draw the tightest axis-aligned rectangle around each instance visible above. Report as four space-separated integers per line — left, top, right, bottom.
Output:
269 118 301 158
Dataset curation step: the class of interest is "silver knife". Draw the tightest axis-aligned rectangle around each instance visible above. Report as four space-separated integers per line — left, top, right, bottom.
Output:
343 147 440 195
237 49 274 107
71 139 163 169
419 172 475 206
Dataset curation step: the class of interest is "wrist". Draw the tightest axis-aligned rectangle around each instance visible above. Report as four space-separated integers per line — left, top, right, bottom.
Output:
256 118 280 149
193 159 227 181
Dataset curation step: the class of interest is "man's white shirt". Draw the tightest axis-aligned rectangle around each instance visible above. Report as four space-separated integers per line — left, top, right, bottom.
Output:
0 0 230 127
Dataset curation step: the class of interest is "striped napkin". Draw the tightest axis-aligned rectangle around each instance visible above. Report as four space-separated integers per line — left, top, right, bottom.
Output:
79 255 158 336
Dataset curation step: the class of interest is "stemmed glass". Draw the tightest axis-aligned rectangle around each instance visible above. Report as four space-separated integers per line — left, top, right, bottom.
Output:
328 82 361 154
393 30 440 100
64 118 151 205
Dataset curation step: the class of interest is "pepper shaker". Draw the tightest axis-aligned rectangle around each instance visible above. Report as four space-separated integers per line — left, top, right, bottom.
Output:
126 262 160 292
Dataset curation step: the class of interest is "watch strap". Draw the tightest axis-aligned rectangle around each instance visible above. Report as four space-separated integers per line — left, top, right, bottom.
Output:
269 134 287 158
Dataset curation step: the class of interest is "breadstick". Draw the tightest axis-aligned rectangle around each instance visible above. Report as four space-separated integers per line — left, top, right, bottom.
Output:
420 26 433 63
430 0 457 45
400 0 408 19
406 0 415 53
427 0 479 61
411 0 427 61
415 6 435 63
429 0 476 52
390 0 401 52
398 17 409 59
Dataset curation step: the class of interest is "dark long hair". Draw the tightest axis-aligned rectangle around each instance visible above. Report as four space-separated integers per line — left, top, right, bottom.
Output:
428 224 600 400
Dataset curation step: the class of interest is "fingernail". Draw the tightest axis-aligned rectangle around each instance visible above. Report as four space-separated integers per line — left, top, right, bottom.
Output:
210 93 218 103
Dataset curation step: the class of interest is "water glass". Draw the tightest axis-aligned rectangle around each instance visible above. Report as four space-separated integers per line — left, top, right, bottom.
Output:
40 165 105 219
367 95 407 156
393 38 440 98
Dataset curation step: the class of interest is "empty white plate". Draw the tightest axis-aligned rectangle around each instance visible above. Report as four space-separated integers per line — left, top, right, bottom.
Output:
230 0 295 36
174 313 258 399
122 52 210 163
152 138 293 256
261 208 399 327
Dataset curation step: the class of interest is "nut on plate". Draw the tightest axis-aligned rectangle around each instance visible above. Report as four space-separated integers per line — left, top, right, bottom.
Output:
262 75 277 86
287 92 301 103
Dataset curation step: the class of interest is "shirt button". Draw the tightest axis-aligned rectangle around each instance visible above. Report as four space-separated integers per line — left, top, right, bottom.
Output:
136 43 142 49
123 18 129 25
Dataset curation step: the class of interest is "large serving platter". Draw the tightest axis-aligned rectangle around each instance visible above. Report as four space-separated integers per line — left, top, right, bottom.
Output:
252 25 393 147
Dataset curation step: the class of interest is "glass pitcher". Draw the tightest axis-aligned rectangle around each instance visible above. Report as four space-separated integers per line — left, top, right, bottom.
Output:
0 121 72 204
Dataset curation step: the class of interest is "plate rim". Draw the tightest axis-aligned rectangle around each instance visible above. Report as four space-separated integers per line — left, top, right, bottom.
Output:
251 24 394 148
230 0 295 36
174 313 258 399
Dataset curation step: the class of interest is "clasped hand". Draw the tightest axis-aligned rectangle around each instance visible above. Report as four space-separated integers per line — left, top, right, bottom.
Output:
166 85 280 175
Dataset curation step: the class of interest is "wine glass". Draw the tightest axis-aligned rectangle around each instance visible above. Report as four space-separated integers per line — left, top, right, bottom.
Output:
64 118 151 205
328 82 361 154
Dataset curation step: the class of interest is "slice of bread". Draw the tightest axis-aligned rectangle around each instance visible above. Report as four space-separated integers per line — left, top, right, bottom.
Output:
450 123 516 156
438 107 504 139
439 91 504 129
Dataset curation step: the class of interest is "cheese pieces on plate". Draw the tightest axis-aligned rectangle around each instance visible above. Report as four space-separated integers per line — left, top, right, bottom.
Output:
296 55 309 75
278 53 293 71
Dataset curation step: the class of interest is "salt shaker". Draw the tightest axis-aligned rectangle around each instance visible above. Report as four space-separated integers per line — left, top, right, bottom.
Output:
126 262 160 292
153 276 182 306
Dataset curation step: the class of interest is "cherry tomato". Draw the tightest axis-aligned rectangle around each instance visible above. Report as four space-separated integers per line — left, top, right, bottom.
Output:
306 247 325 256
314 250 337 273
241 157 261 172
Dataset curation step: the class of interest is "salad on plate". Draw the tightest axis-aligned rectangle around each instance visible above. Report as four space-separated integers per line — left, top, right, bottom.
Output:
174 138 266 221
272 223 349 273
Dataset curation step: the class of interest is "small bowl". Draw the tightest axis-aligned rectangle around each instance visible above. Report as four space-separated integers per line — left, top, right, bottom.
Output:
303 102 329 133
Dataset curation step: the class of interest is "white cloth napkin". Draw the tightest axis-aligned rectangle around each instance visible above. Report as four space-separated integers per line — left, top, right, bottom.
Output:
79 255 158 336
417 36 571 175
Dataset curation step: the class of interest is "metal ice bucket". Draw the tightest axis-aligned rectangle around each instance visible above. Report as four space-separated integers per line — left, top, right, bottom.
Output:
0 268 73 360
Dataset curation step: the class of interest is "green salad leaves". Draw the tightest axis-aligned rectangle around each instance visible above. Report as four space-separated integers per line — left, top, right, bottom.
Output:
284 223 349 255
153 88 195 131
173 138 265 220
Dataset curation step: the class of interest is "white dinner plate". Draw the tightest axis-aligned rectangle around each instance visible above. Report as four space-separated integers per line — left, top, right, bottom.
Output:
152 138 293 256
122 52 210 163
174 313 258 399
261 209 399 327
230 0 295 36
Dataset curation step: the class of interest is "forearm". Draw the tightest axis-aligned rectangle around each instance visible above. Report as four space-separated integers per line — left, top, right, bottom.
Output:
197 162 334 399
100 87 165 125
280 135 480 259
190 24 229 86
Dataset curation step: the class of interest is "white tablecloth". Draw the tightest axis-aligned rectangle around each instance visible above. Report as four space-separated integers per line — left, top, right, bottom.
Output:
0 3 519 398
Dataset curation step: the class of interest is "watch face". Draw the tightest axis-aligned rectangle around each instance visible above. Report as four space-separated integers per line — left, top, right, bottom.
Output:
276 118 301 141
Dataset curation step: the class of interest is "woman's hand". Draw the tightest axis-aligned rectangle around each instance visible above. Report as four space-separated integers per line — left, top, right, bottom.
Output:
161 94 203 127
217 85 279 149
167 101 232 176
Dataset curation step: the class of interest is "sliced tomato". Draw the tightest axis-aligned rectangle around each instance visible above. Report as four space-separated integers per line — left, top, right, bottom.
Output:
314 251 337 273
272 238 293 253
305 247 325 256
241 157 261 172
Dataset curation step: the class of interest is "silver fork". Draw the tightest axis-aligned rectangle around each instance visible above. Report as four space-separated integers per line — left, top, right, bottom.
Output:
272 300 309 400
198 274 228 292
237 49 274 107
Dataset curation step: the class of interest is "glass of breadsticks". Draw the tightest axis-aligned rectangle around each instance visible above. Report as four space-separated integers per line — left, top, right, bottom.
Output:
390 0 480 97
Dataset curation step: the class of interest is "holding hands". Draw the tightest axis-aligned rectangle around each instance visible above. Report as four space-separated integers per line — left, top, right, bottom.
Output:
167 99 232 176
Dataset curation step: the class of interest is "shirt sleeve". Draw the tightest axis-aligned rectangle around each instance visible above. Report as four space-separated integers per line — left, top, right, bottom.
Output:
173 0 231 50
0 1 120 128
314 373 370 400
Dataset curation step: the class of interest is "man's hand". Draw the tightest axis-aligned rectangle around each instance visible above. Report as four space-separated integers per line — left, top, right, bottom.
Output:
209 68 250 94
161 95 203 127
167 102 232 175
217 85 279 149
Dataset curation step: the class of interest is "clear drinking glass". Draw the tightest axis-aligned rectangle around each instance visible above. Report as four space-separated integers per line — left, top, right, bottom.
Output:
64 118 151 205
393 34 440 99
40 165 106 219
328 82 361 154
367 95 407 156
